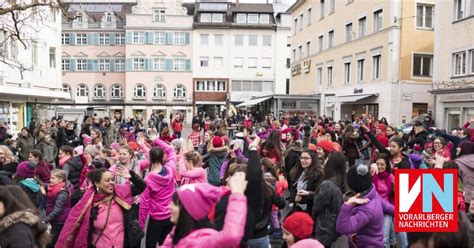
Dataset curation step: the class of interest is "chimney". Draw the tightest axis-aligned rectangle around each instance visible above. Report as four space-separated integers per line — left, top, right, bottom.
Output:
236 0 240 7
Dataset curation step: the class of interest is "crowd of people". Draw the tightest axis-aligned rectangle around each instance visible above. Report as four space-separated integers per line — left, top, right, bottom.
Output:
0 111 473 248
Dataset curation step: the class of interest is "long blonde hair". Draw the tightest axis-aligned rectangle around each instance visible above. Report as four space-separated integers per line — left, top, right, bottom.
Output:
0 145 17 163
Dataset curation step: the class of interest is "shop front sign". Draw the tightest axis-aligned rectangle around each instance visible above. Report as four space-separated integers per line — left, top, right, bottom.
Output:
291 63 301 76
439 92 474 102
303 59 311 73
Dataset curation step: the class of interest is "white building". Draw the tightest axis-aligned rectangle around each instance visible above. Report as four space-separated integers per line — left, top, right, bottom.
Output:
0 2 69 131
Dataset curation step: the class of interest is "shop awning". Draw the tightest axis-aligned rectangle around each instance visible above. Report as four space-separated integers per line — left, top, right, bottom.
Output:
336 94 377 103
236 96 272 107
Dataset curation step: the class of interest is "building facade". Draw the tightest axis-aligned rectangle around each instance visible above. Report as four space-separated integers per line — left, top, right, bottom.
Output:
0 2 69 131
59 0 194 123
289 0 435 125
432 0 474 130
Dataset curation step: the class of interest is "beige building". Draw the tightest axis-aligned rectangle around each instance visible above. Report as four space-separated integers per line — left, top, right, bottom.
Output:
289 0 435 125
432 0 474 130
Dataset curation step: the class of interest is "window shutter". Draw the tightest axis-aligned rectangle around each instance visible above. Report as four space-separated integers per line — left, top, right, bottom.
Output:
147 58 153 70
87 33 97 45
185 59 191 71
70 59 76 71
70 33 76 45
184 33 190 45
110 33 115 45
87 60 93 71
110 60 115 72
146 32 154 44
165 59 173 71
92 59 98 71
126 32 132 44
126 58 133 71
166 32 173 45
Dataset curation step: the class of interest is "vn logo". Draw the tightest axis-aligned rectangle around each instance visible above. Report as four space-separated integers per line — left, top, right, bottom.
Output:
394 169 458 232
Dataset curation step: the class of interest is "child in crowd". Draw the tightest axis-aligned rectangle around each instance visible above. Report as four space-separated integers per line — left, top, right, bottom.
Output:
282 211 324 248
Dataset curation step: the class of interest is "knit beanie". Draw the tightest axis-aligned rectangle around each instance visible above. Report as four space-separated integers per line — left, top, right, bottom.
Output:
230 139 244 152
177 183 221 221
171 139 182 151
459 141 474 156
347 164 372 193
308 143 318 153
212 136 223 148
84 145 99 158
316 140 334 154
128 141 140 151
82 134 92 146
16 161 37 178
282 212 314 240
110 142 121 151
74 145 84 155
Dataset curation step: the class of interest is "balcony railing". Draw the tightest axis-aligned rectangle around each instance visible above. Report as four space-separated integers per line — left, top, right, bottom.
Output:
62 22 125 29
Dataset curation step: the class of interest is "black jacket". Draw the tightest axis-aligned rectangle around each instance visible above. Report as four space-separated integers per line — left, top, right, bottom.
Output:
406 130 429 149
290 172 323 215
63 156 85 192
0 211 46 248
284 142 302 186
366 131 411 169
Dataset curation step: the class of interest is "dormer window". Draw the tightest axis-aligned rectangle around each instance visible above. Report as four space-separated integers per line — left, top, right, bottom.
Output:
237 14 246 23
153 9 166 23
106 13 112 22
212 13 224 22
200 13 224 23
247 14 258 23
77 13 83 22
236 13 271 24
260 14 270 24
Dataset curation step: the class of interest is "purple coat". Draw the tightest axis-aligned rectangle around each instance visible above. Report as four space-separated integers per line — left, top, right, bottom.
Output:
45 185 72 224
336 185 394 248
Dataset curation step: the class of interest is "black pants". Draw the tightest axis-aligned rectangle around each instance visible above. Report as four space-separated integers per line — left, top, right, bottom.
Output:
47 224 63 248
175 131 181 138
146 218 173 247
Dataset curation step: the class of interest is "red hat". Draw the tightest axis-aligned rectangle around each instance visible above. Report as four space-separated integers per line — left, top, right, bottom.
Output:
212 136 223 148
333 142 343 152
282 212 314 240
308 143 318 153
128 141 140 151
316 140 334 154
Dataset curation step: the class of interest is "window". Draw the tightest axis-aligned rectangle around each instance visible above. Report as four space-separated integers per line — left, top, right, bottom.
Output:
234 57 243 68
357 59 364 82
328 30 334 48
299 45 303 59
416 4 433 28
470 50 474 74
262 57 271 69
374 9 383 32
217 81 226 91
307 8 312 25
320 0 325 18
207 81 215 91
76 84 88 97
77 59 87 71
153 9 166 22
249 35 258 46
201 34 209 45
214 34 223 46
200 57 209 67
153 84 166 99
99 59 110 71
293 19 298 35
200 13 211 22
260 14 270 24
413 54 433 77
306 41 311 56
373 54 381 79
299 13 304 30
62 84 71 93
62 33 70 45
345 23 352 42
212 13 224 23
248 14 259 24
10 39 18 60
99 33 110 45
115 34 125 45
344 62 351 84
262 35 272 46
49 47 56 68
174 59 186 71
115 59 125 71
234 35 243 46
154 32 165 44
174 32 186 45
318 35 323 52
133 58 145 70
133 32 145 44
454 0 467 20
93 84 106 99
76 14 83 22
292 49 296 61
62 59 70 71
32 41 38 65
214 57 223 68
327 66 333 87
232 80 242 91
248 57 257 68
105 13 112 22
358 17 366 38
110 85 123 99
133 84 146 98
317 67 322 86
453 51 467 76
329 0 335 13
76 33 87 45
173 85 186 99
196 81 205 91
237 14 246 23
154 58 165 71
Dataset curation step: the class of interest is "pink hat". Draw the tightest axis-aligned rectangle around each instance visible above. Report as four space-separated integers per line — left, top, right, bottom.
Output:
82 134 92 146
16 161 37 178
177 183 221 221
110 142 121 151
74 145 84 155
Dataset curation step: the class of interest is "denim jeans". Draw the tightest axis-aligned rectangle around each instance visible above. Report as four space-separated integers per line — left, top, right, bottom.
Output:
247 236 270 248
383 214 408 248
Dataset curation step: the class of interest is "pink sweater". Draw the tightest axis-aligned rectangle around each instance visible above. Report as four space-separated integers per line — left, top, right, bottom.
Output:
162 193 247 248
138 139 176 227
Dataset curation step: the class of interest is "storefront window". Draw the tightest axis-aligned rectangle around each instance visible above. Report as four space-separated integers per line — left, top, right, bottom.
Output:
465 108 474 123
447 108 460 131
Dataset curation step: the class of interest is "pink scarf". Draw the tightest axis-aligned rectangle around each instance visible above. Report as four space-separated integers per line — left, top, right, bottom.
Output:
59 155 71 168
55 183 132 248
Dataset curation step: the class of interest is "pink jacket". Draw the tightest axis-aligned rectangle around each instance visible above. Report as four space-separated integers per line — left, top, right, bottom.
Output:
161 193 247 248
179 157 207 185
139 139 176 228
290 239 324 248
